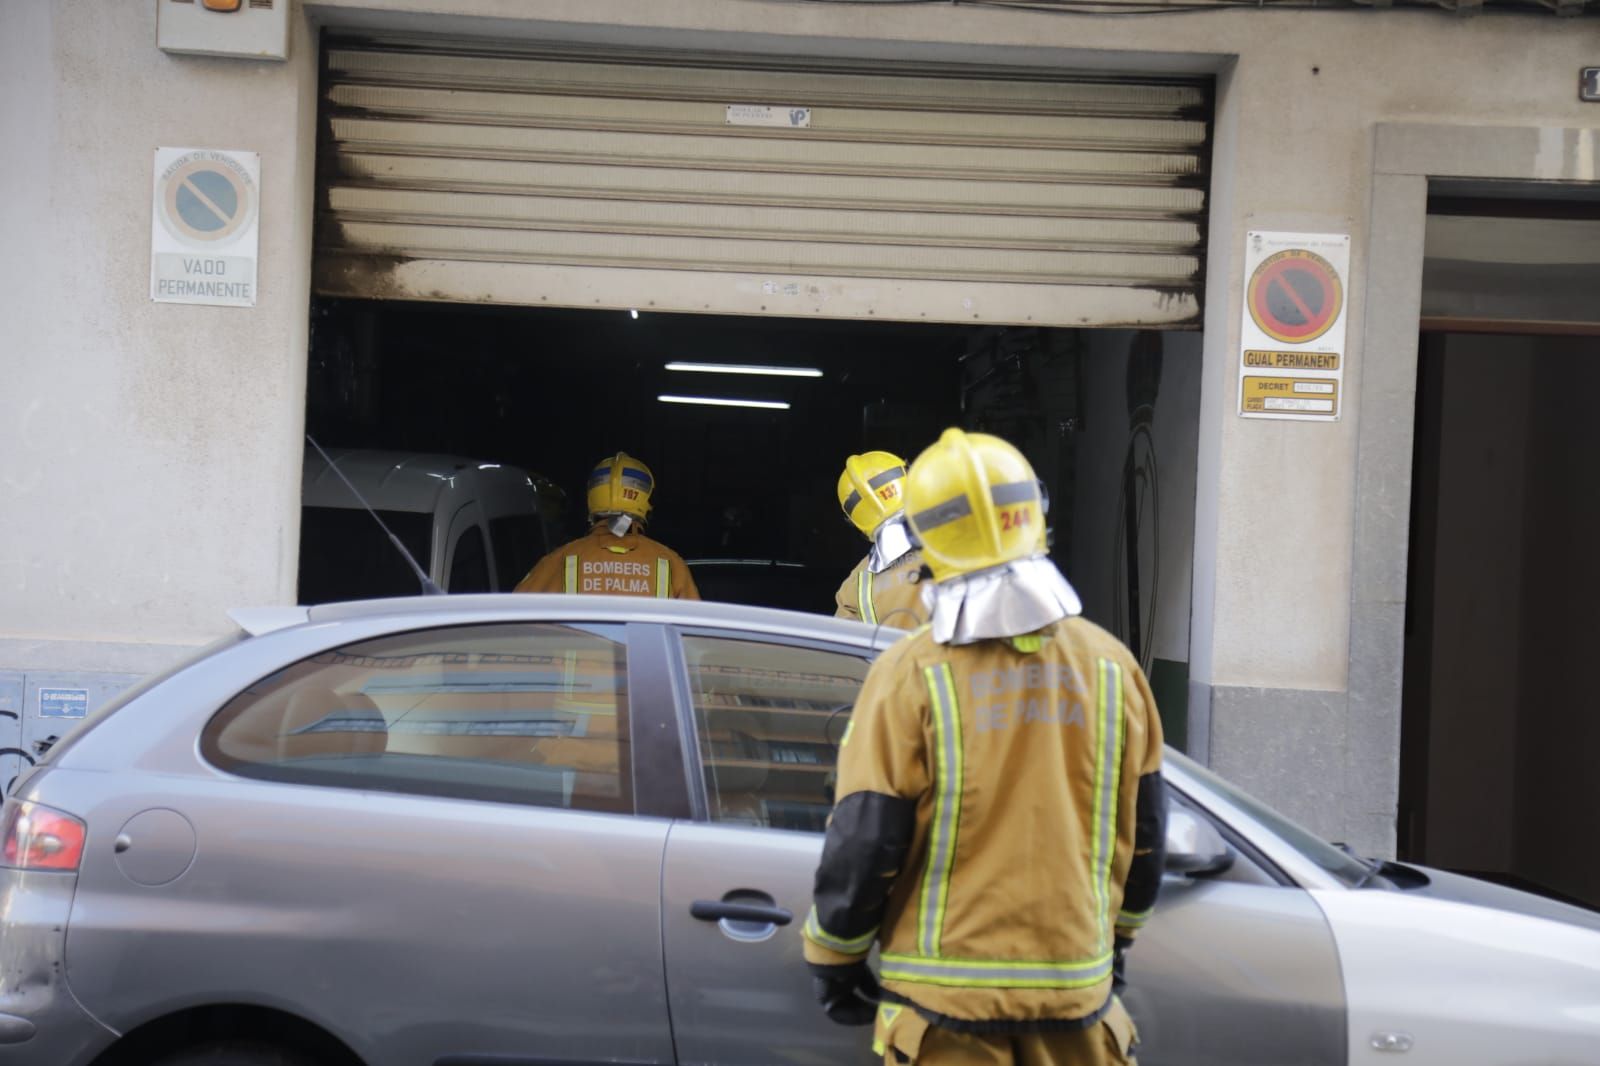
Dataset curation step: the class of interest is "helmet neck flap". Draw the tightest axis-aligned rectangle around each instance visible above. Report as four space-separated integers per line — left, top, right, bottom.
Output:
924 555 1082 646
867 513 916 573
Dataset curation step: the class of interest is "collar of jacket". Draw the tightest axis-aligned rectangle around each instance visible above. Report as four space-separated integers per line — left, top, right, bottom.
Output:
595 515 637 537
926 556 1083 646
866 515 915 574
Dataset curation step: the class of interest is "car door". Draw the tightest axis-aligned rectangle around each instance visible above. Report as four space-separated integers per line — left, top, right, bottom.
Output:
1120 786 1347 1066
656 625 1345 1066
659 628 877 1065
65 619 678 1066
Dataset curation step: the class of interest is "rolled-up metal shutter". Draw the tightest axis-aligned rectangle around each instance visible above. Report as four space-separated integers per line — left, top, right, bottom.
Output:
315 36 1210 327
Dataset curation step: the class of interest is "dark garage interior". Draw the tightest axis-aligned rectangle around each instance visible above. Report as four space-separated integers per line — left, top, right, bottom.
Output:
305 298 1090 612
300 298 1204 748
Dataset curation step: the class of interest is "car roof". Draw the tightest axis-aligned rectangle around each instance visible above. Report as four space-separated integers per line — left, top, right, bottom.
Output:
301 448 536 513
234 594 907 649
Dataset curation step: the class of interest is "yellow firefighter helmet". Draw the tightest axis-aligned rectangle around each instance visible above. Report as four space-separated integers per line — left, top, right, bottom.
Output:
836 451 908 539
586 452 655 522
904 429 1045 583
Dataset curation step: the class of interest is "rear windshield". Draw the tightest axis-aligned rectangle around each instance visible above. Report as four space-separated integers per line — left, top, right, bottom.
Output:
298 507 433 605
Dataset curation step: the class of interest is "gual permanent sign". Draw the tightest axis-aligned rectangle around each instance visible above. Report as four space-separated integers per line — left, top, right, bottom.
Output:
150 147 260 307
1237 231 1349 422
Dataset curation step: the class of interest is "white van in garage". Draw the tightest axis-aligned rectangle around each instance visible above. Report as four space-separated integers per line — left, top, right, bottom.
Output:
299 448 568 603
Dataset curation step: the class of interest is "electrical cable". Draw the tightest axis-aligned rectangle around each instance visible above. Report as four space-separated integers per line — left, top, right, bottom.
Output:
1112 422 1159 675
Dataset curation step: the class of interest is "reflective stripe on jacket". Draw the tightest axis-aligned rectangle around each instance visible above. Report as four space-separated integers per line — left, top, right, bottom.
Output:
834 549 928 628
514 523 699 599
803 617 1164 1028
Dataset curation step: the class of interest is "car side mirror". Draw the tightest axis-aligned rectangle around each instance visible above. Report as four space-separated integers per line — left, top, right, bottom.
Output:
1164 805 1234 877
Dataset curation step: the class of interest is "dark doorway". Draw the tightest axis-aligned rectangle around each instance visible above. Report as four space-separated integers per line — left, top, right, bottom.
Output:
1401 331 1600 909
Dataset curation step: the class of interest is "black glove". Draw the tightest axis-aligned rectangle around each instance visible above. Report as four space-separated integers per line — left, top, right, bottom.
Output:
1112 935 1134 996
810 961 881 1026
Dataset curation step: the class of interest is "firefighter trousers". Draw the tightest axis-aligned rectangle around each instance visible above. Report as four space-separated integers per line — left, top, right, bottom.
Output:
874 998 1137 1066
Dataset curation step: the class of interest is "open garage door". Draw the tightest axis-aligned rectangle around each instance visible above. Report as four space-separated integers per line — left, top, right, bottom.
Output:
313 36 1210 327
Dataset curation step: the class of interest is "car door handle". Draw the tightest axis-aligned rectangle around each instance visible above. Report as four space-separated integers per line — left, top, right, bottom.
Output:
690 900 794 926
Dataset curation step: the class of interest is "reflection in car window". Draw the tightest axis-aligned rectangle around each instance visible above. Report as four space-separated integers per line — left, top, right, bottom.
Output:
1166 750 1373 887
202 623 632 813
682 635 870 832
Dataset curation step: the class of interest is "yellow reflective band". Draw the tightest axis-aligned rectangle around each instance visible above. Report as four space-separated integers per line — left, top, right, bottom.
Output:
840 719 856 747
879 1005 902 1025
803 906 877 954
858 569 877 625
564 555 578 594
1116 906 1153 929
656 557 670 598
917 663 963 958
1008 633 1044 654
880 952 1114 989
1091 659 1126 950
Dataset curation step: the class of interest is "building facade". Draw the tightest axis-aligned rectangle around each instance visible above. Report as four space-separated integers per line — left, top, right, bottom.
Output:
5 0 1598 898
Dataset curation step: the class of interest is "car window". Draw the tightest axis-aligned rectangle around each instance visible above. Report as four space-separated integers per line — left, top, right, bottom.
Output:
298 507 433 604
448 525 492 593
202 623 633 813
1166 749 1373 887
490 514 543 591
681 634 870 832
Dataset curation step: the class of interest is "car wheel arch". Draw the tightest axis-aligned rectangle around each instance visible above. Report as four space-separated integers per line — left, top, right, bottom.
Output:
88 1004 365 1066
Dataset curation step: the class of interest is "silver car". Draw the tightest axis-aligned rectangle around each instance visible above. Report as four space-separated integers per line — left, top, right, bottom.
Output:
1 597 1596 1066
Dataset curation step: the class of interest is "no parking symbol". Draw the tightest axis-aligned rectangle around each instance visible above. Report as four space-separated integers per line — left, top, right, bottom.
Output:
1237 231 1349 422
150 147 260 307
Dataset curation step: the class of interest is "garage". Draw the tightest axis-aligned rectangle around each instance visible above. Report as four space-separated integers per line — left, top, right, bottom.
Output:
300 33 1211 745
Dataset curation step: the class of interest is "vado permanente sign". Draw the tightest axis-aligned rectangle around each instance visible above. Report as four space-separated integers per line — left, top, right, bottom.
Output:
150 147 260 308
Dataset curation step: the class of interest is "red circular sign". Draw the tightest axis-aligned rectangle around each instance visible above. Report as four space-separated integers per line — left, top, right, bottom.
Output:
1247 249 1343 344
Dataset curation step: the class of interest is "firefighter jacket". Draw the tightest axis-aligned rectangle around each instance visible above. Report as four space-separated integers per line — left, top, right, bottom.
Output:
834 550 929 628
802 617 1166 1031
514 523 700 599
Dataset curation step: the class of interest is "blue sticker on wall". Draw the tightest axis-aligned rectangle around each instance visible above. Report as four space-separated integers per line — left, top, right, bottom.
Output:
39 688 89 719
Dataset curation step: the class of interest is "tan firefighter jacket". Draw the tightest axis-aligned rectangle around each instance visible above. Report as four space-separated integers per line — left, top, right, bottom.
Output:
514 523 700 600
803 617 1165 1030
834 549 929 628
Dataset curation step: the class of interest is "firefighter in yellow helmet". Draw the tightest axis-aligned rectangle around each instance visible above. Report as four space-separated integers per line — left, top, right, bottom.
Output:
514 452 699 599
803 428 1165 1066
834 451 928 628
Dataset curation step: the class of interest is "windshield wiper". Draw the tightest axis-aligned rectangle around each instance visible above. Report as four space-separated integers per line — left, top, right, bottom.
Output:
1334 841 1386 889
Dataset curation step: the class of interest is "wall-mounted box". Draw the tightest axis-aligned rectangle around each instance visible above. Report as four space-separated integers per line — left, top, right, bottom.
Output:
157 0 289 61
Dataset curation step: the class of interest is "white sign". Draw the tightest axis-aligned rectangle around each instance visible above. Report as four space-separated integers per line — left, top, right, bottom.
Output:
725 104 811 129
1237 230 1350 422
150 147 260 307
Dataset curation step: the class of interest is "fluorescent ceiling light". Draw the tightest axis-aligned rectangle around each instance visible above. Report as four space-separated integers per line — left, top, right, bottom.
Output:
665 361 822 378
658 394 791 411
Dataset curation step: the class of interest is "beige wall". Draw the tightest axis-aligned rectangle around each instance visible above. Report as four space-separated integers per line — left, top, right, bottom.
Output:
0 0 319 664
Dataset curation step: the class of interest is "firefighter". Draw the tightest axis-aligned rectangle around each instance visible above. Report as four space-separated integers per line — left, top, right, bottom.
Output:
802 428 1166 1066
834 451 928 628
514 452 699 599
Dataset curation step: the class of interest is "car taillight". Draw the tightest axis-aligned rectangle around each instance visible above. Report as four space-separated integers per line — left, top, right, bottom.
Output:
0 801 87 872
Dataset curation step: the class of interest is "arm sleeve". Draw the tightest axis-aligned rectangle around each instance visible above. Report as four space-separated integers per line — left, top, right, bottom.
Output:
1115 663 1166 941
803 653 928 966
833 561 862 621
